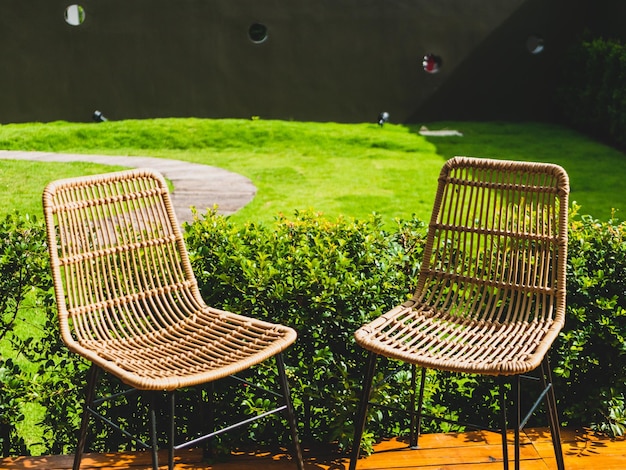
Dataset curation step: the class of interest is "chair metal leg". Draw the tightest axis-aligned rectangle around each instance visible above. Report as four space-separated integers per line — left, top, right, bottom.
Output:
514 375 521 470
410 366 427 449
349 351 377 470
148 394 159 470
73 364 99 470
409 364 417 448
540 358 565 470
206 382 215 458
168 391 175 470
276 353 305 470
499 377 509 470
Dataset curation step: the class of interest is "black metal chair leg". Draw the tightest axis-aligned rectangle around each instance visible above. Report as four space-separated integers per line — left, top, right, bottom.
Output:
73 364 99 470
409 364 417 449
349 351 377 470
514 375 521 470
499 377 509 470
410 366 427 449
409 364 418 448
276 353 305 470
540 358 565 470
416 367 427 448
168 391 175 470
148 394 159 470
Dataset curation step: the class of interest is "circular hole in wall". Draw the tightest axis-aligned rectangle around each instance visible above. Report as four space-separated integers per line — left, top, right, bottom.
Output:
422 53 442 74
527 35 545 54
249 23 268 44
65 4 86 26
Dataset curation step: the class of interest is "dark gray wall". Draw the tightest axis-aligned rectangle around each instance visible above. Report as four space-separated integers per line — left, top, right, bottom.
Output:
586 0 626 41
0 0 589 124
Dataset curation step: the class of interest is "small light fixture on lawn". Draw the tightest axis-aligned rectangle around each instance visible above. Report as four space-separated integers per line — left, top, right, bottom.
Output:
92 110 108 122
378 112 390 127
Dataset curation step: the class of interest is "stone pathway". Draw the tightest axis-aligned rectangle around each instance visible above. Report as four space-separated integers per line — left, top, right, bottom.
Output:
0 150 256 224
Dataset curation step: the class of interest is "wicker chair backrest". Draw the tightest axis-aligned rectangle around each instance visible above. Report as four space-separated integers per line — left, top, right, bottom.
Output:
414 157 570 326
43 169 201 347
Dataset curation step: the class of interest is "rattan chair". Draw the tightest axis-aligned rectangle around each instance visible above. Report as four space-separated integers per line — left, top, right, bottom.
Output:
350 157 569 470
43 169 304 470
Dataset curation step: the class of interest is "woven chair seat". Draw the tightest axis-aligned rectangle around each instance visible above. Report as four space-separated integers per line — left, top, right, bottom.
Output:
43 169 298 392
355 300 559 376
73 305 295 391
354 157 569 378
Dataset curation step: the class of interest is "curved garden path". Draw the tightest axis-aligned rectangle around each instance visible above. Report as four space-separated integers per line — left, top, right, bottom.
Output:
0 150 256 224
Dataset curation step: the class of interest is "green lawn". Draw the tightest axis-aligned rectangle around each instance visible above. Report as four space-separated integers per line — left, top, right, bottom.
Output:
423 121 626 219
0 118 624 224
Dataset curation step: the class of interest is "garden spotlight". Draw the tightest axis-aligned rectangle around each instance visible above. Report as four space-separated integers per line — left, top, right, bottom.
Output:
92 110 108 122
378 112 390 127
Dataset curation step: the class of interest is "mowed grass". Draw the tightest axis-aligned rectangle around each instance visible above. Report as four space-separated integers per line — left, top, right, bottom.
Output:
422 121 626 219
0 119 443 225
0 160 130 215
0 118 624 224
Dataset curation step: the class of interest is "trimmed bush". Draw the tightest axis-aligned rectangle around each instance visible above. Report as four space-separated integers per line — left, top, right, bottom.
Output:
184 209 427 451
0 213 51 456
2 207 626 456
551 204 626 436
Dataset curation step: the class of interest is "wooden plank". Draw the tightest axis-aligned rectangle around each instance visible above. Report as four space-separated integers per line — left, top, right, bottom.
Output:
0 448 203 469
354 442 540 469
545 454 626 470
2 429 625 470
352 461 550 470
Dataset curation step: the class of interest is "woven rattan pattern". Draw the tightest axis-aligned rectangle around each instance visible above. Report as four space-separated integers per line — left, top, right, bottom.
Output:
43 169 297 391
355 157 569 376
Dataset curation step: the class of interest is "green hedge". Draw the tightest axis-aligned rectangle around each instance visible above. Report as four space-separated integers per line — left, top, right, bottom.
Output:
557 36 626 149
551 204 626 436
184 210 427 453
0 214 52 456
1 208 625 456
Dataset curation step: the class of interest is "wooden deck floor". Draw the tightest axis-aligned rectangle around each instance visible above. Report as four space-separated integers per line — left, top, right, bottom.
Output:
2 428 625 469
